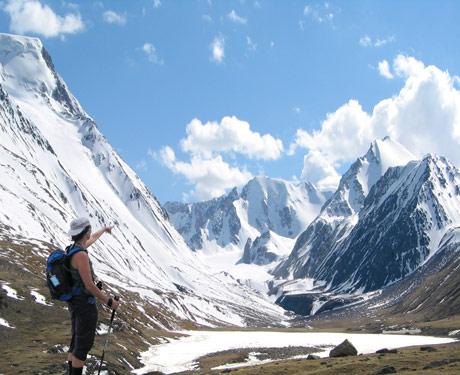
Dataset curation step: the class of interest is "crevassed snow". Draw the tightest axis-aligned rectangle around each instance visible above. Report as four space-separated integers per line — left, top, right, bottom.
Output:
134 330 456 374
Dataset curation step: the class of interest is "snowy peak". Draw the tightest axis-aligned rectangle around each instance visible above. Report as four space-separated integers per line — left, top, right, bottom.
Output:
365 136 416 185
165 176 327 268
323 137 415 218
0 33 83 116
317 152 460 292
240 176 326 237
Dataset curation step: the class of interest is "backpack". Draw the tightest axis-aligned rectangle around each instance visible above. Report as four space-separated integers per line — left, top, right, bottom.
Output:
45 246 84 301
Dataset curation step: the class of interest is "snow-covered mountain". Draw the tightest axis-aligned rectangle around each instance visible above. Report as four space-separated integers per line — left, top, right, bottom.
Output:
273 139 460 314
316 154 460 292
164 176 329 265
275 137 416 280
0 33 285 327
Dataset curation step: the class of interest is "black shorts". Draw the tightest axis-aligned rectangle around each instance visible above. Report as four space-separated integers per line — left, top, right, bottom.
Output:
68 295 98 361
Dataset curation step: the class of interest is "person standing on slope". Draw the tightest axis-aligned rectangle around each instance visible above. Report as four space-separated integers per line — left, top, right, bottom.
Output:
66 217 120 375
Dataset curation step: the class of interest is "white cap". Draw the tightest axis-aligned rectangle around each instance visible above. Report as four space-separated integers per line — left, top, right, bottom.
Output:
68 217 91 236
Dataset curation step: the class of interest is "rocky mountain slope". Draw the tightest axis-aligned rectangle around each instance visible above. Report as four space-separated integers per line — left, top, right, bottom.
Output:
273 140 460 315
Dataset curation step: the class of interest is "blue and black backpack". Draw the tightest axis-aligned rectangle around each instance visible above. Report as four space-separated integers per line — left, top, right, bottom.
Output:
46 246 84 301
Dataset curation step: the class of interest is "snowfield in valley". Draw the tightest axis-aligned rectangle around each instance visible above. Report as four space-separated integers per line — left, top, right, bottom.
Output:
134 330 457 374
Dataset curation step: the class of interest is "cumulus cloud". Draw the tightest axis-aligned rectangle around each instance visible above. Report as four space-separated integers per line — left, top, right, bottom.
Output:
290 54 460 190
103 10 126 26
378 59 394 79
142 42 163 64
3 0 84 38
210 35 225 63
156 116 283 200
181 116 284 160
157 146 252 200
301 150 341 191
227 9 247 24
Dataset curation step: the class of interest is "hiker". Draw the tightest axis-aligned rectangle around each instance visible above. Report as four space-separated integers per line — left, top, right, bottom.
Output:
66 217 120 375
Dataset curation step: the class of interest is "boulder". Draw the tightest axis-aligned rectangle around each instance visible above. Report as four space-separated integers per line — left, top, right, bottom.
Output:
329 339 358 357
306 354 320 360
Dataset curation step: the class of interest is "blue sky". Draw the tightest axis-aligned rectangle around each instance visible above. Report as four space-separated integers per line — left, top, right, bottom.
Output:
1 0 460 202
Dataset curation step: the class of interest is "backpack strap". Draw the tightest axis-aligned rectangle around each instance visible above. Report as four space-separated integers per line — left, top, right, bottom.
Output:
65 245 87 269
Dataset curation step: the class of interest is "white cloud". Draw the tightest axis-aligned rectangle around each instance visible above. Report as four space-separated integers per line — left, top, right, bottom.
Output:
142 42 163 64
156 116 284 200
103 10 126 26
227 9 247 24
153 0 161 8
290 54 460 190
359 35 372 47
301 150 341 191
393 54 425 77
210 36 225 63
246 36 257 52
378 59 394 79
181 116 284 160
157 146 252 200
3 0 84 38
359 35 395 48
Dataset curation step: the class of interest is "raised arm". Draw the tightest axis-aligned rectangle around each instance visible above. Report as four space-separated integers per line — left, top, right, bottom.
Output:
85 226 112 248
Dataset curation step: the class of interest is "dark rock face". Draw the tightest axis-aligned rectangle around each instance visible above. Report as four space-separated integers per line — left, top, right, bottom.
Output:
237 231 278 265
275 294 315 316
329 339 358 357
41 47 81 116
164 188 241 250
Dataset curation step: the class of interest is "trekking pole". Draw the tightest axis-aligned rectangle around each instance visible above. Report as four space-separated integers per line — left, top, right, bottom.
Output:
97 296 119 375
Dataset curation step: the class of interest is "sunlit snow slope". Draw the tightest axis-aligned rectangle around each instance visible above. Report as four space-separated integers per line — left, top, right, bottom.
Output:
0 33 285 327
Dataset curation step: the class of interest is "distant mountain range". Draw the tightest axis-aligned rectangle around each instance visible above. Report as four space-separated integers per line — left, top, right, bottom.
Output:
164 176 329 265
167 136 460 317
